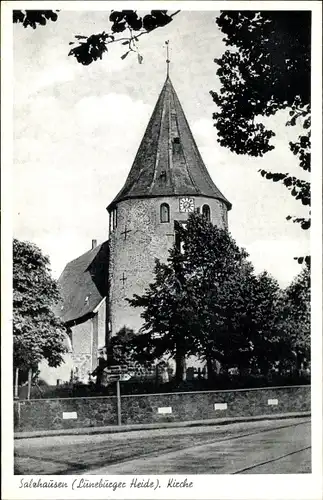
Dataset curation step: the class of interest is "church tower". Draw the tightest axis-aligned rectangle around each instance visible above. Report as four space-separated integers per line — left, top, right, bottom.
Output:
107 75 231 336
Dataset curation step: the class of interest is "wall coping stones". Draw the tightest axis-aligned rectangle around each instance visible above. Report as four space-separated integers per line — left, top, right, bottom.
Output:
121 384 309 398
15 384 310 403
15 395 118 402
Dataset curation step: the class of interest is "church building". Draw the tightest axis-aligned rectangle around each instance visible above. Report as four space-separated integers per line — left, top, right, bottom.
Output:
41 74 231 384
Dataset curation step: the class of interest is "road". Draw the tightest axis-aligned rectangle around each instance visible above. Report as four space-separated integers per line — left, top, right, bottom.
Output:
14 417 311 475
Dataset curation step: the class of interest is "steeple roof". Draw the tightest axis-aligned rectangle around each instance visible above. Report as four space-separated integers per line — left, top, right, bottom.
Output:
108 77 231 210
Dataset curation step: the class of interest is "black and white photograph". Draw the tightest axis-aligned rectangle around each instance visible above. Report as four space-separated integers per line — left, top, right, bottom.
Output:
2 1 322 499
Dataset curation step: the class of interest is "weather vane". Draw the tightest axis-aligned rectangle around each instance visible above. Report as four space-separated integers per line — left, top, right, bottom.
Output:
165 40 170 77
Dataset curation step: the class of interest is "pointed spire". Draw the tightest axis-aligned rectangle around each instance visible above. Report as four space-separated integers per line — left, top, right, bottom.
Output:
108 78 231 211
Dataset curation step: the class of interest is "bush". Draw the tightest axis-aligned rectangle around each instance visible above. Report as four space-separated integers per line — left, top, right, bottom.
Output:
16 372 310 399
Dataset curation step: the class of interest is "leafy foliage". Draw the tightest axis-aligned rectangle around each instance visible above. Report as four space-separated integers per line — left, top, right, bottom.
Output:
68 32 115 66
13 10 59 29
68 10 178 66
278 265 311 372
13 239 67 371
128 214 287 379
13 9 179 65
107 326 140 366
211 11 311 229
128 255 197 381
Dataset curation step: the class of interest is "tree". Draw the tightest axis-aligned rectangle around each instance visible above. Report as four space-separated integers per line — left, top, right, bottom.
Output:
128 214 284 381
244 272 286 376
13 239 67 387
107 326 138 366
128 257 197 382
13 9 180 66
179 220 284 377
277 265 311 375
210 11 311 233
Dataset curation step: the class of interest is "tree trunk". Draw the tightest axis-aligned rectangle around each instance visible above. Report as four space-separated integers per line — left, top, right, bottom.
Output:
294 351 305 377
175 350 186 382
27 368 32 400
14 367 19 399
207 357 215 381
155 364 159 387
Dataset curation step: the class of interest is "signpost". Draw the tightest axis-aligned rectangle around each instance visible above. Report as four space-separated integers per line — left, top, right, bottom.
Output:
116 377 121 426
103 365 134 426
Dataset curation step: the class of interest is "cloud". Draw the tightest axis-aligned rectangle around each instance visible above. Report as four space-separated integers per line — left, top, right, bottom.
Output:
13 91 152 275
14 62 80 106
13 10 136 102
191 116 310 287
244 239 310 287
74 92 150 134
35 63 77 91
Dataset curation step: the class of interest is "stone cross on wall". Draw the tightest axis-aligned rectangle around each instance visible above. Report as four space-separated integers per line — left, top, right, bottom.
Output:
120 272 127 286
121 225 132 241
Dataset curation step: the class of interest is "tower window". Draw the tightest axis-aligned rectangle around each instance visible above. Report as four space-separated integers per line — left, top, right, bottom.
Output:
160 203 170 223
202 204 211 222
112 208 118 230
173 137 180 144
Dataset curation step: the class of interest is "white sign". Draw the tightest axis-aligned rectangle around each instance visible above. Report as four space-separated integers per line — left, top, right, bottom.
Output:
214 403 227 410
158 407 172 414
62 411 77 420
119 374 131 381
268 399 279 405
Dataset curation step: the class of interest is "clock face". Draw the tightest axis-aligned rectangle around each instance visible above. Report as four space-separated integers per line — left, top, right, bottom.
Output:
179 197 195 213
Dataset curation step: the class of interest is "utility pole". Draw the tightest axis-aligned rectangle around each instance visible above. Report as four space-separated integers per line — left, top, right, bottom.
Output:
14 367 19 399
116 378 122 426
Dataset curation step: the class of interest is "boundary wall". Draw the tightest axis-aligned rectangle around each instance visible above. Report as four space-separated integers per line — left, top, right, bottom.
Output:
14 385 310 432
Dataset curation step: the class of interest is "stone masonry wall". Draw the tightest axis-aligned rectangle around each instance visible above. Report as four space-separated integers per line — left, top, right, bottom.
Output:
15 396 117 431
108 196 228 335
71 319 93 382
70 300 106 381
14 385 310 432
120 385 310 425
72 320 92 357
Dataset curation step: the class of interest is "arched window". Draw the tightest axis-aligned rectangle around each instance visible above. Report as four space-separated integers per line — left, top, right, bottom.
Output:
112 208 118 229
202 204 211 222
160 203 170 223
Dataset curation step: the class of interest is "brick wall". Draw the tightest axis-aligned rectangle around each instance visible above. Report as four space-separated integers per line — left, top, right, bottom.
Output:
14 385 310 432
108 196 228 335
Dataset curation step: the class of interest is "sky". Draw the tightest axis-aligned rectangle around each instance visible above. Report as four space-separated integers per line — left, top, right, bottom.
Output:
13 9 310 287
